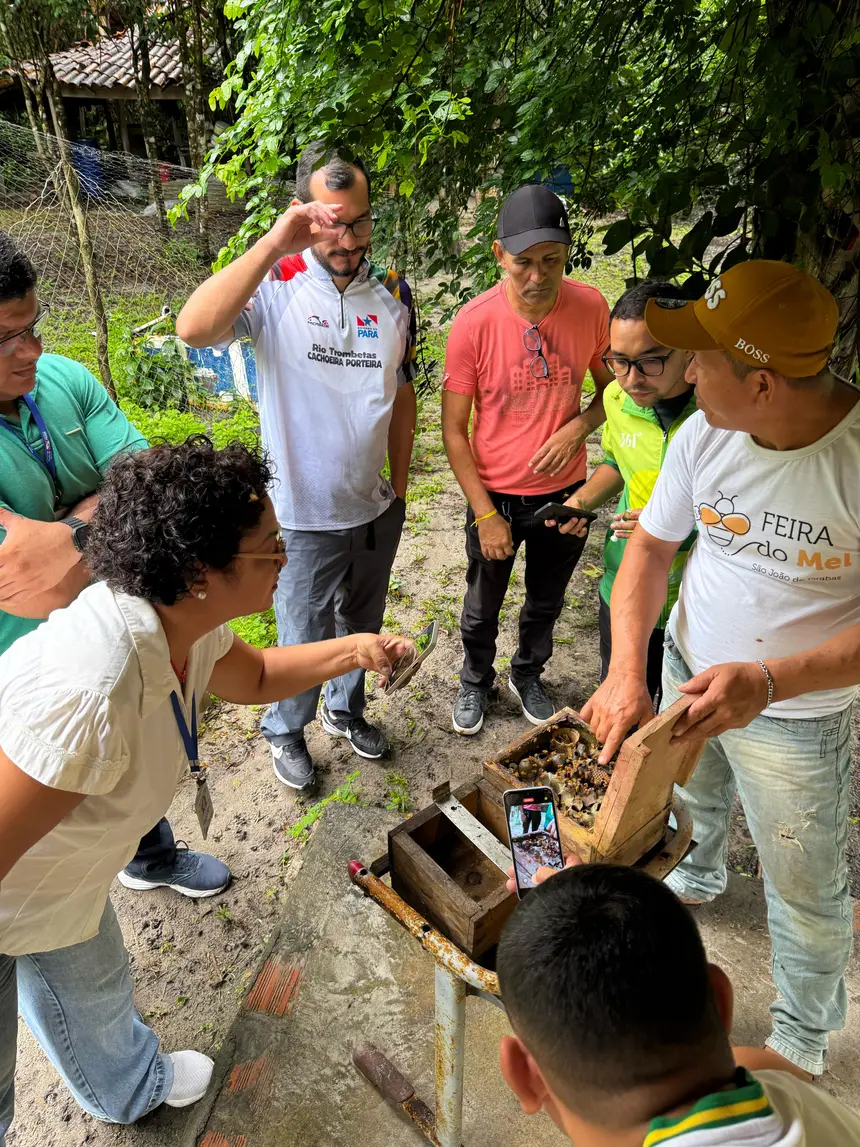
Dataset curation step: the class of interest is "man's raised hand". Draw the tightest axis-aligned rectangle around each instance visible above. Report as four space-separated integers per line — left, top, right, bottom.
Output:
268 201 345 257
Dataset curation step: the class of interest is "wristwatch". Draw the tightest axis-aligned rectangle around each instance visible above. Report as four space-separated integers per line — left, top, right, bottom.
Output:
63 516 92 554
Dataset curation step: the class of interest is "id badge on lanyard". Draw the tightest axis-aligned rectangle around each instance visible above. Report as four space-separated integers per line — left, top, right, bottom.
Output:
0 395 61 508
169 689 215 839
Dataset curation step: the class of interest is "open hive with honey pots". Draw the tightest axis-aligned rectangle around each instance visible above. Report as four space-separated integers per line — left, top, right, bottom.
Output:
482 697 705 866
384 697 702 961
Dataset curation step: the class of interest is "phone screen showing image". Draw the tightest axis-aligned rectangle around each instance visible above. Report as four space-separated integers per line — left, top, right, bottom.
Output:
504 787 565 898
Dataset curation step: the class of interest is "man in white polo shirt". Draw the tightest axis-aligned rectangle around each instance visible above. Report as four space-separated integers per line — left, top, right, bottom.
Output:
583 260 859 1080
178 143 417 790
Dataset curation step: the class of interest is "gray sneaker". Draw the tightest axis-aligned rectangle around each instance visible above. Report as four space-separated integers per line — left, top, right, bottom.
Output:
509 677 555 725
452 687 490 735
271 739 316 790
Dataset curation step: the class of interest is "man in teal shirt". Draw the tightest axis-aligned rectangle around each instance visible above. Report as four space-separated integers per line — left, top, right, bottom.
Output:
0 231 229 897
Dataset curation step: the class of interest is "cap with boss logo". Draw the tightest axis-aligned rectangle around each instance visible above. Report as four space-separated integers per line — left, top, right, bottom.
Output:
644 259 838 378
497 184 572 256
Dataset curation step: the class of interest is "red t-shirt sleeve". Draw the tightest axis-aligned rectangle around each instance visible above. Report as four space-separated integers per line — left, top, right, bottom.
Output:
587 292 611 376
442 309 479 396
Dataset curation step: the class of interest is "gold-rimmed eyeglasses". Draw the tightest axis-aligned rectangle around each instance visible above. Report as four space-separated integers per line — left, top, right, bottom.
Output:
234 537 287 562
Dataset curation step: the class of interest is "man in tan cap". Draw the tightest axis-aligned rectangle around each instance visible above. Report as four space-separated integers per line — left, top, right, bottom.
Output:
582 260 858 1080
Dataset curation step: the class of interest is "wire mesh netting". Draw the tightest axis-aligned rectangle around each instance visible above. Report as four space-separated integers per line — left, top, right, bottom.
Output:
0 117 245 380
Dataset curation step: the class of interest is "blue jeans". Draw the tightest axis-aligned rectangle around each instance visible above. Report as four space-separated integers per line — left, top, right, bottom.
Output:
261 498 406 745
0 899 172 1143
661 634 853 1076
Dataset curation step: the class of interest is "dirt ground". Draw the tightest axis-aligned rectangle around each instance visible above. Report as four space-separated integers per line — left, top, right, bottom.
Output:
10 398 860 1146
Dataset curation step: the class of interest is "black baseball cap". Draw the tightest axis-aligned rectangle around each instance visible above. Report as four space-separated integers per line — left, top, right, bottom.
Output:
497 185 571 255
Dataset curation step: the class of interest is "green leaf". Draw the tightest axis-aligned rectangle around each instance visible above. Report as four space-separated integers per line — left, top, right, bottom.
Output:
646 243 680 278
602 218 640 257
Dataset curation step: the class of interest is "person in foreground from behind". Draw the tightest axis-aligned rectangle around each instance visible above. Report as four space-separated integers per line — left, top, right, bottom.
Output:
0 438 412 1145
496 863 860 1146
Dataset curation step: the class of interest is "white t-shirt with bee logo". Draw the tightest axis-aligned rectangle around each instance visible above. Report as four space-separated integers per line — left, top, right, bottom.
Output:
639 403 860 718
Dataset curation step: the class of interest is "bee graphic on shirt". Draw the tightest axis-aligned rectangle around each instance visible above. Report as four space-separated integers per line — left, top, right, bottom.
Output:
697 494 751 550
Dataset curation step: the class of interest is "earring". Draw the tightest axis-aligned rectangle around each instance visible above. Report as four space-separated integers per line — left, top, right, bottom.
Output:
196 591 207 600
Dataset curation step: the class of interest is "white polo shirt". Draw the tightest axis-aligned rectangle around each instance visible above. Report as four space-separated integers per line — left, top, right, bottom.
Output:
229 249 417 532
0 582 233 956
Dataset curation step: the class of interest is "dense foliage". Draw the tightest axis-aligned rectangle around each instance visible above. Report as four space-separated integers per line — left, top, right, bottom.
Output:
188 0 860 370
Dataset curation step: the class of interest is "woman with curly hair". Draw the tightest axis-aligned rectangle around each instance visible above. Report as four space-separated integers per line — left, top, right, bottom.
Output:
0 437 412 1143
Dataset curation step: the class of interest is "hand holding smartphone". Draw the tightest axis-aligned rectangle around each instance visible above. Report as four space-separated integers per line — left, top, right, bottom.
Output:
533 501 597 528
504 786 566 898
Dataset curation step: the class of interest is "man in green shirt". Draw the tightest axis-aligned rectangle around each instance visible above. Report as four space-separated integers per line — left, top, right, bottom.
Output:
555 281 696 703
0 231 229 898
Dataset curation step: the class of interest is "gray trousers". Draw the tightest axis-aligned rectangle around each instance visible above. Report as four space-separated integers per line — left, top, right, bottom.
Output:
261 498 406 746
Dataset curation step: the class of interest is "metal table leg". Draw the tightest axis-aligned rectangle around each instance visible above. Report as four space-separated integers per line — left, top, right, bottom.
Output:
434 964 466 1147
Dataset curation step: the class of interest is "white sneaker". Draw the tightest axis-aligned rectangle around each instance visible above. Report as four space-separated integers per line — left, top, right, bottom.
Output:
164 1050 215 1108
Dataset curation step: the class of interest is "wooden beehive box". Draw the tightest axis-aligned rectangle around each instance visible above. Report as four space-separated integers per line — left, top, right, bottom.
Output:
483 697 703 866
388 777 515 960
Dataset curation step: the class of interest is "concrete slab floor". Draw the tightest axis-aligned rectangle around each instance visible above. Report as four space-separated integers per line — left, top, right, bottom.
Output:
161 803 860 1147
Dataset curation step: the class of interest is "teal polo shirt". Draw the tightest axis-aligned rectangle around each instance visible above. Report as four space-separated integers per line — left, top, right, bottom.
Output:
0 353 147 655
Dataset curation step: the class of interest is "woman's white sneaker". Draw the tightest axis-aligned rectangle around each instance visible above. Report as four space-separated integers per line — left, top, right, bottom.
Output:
164 1050 215 1107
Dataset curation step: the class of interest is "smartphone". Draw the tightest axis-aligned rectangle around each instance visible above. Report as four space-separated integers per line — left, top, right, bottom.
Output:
533 501 598 526
383 619 439 695
504 786 565 898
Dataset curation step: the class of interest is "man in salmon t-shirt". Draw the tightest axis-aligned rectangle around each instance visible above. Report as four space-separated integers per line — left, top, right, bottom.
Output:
442 185 612 735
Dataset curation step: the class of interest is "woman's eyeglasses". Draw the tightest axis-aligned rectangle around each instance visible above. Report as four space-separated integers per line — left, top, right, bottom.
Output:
234 536 287 562
523 325 550 379
0 302 50 357
601 349 676 378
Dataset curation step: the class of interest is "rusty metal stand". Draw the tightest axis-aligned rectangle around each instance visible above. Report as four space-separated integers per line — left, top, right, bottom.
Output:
349 859 502 1147
348 797 693 1147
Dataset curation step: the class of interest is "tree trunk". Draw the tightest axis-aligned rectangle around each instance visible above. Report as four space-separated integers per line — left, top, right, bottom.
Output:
187 0 211 260
172 0 209 260
0 13 46 161
795 225 860 382
44 71 116 400
130 22 167 235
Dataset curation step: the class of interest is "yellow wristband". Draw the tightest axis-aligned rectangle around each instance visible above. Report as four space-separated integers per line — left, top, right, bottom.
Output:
472 508 498 527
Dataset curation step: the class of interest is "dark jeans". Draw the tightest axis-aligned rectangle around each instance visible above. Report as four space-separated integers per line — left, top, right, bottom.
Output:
460 484 586 692
132 819 176 867
598 594 664 707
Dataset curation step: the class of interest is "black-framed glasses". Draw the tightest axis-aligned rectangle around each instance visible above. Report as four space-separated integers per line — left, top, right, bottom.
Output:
523 325 550 379
0 301 50 357
333 216 376 239
601 349 676 378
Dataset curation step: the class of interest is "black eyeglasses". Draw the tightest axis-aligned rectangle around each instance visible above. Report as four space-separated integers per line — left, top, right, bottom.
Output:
0 301 50 357
601 349 676 378
333 217 376 239
523 325 550 379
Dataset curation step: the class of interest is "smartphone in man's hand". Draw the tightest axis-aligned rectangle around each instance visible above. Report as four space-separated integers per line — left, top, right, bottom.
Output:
533 502 597 526
504 786 565 898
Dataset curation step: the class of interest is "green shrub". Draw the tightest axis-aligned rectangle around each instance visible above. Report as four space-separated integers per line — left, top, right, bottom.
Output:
210 397 262 450
116 334 199 410
121 401 206 445
229 608 278 648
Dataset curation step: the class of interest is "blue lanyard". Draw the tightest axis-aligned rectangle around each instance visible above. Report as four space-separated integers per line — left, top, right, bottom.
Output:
170 689 200 775
0 394 59 485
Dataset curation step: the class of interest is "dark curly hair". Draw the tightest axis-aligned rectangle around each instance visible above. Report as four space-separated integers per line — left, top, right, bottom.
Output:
88 437 274 605
0 231 37 303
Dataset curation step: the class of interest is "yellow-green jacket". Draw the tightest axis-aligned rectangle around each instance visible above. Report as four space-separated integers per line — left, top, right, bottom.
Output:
599 381 697 628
